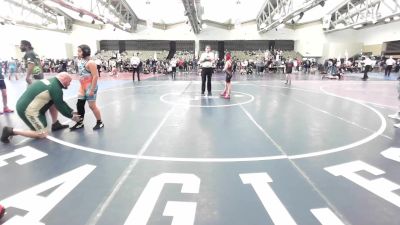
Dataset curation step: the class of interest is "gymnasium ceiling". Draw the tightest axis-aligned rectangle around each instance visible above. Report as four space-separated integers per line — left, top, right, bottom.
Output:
0 0 399 33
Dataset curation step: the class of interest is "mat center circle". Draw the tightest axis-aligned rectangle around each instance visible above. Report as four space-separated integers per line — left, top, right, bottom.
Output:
160 90 254 107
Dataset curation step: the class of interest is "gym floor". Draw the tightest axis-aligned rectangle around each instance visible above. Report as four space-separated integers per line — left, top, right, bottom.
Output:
0 71 400 225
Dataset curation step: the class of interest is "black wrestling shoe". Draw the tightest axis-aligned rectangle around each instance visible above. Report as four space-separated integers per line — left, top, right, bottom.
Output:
70 122 84 131
93 121 104 130
1 126 14 143
51 120 69 131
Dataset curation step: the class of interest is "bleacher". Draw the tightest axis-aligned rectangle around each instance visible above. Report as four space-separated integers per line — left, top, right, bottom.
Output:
281 51 303 60
131 51 169 60
174 51 195 60
98 40 195 61
230 51 264 60
96 50 169 61
97 40 301 61
228 50 302 61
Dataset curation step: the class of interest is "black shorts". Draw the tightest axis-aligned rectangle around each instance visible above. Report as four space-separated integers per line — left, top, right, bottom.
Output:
0 80 6 89
225 72 232 83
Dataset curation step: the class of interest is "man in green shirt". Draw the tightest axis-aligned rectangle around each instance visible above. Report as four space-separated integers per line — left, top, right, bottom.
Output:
20 40 43 85
0 61 14 114
20 40 68 131
1 72 81 143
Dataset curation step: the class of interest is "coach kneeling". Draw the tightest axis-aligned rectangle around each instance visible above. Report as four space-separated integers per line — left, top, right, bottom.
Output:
1 72 81 143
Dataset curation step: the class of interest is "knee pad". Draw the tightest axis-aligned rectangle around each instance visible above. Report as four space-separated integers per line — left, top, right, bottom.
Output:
77 99 86 118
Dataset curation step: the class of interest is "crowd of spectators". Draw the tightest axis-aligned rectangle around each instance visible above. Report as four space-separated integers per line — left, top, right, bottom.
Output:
320 56 400 79
2 49 399 80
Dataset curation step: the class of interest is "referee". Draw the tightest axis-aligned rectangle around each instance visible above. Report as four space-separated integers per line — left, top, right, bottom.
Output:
385 56 395 77
199 45 215 96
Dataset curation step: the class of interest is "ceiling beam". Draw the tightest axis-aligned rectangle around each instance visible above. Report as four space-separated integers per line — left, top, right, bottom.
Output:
256 0 326 33
325 0 400 32
96 0 139 32
182 0 202 34
39 4 99 30
4 0 57 23
73 20 103 29
202 19 232 30
0 16 69 33
48 0 127 31
17 20 68 33
29 0 74 31
3 0 74 32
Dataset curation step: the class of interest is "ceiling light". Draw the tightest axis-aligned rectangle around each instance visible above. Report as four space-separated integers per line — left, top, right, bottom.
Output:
353 24 363 29
260 22 266 29
299 12 304 20
394 16 400 20
385 18 391 22
91 19 95 24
